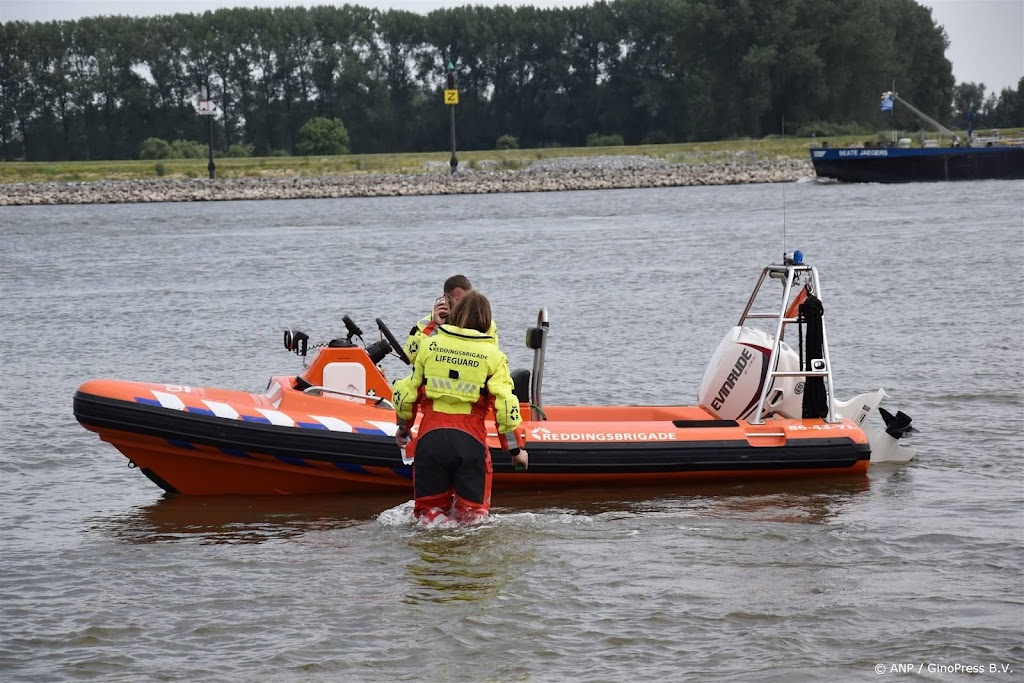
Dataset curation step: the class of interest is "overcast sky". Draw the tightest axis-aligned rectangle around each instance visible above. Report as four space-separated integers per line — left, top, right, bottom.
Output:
2 0 1022 94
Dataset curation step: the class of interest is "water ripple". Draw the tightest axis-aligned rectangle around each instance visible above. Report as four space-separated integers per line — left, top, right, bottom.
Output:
2 181 1022 681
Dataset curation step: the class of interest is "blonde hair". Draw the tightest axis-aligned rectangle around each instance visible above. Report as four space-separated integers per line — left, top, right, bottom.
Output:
449 290 492 333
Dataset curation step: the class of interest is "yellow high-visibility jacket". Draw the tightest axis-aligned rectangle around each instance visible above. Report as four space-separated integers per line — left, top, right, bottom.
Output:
404 314 499 363
393 323 520 449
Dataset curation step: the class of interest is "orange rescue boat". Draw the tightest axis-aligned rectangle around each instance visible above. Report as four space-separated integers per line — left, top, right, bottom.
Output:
73 254 918 495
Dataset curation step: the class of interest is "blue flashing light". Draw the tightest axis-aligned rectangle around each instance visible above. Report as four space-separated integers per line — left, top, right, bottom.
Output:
793 250 803 265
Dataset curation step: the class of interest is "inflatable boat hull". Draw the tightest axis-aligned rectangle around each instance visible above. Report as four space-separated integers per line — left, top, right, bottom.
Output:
74 377 869 495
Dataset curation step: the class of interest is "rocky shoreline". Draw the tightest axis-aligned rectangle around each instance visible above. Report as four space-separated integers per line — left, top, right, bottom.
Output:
0 154 814 206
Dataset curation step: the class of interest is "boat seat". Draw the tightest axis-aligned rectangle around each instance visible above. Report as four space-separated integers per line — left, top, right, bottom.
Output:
511 368 530 404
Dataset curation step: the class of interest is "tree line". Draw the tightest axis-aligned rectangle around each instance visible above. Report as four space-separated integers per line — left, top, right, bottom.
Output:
1 0 1021 162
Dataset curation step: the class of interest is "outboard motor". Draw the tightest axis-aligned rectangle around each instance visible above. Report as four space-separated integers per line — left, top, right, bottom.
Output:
835 389 919 463
698 326 803 420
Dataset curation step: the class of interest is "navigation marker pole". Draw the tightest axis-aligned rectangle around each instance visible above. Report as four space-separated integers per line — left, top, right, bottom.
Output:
444 62 459 175
198 84 216 179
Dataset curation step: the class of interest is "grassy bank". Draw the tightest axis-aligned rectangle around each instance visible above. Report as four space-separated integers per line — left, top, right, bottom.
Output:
0 138 818 184
1 129 1016 184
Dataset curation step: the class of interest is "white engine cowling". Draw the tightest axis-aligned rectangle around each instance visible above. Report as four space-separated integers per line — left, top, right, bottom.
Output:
698 326 804 420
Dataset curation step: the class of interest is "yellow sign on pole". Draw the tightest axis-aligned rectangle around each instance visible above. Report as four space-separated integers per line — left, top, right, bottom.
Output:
444 89 459 105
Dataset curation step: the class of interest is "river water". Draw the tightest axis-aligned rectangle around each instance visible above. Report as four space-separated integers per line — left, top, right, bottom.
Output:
1 179 1022 682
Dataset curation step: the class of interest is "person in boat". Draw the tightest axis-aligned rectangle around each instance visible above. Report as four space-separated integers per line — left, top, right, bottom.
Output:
403 274 499 362
392 290 527 524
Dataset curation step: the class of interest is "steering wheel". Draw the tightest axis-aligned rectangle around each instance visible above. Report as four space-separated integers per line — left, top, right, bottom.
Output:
375 318 411 365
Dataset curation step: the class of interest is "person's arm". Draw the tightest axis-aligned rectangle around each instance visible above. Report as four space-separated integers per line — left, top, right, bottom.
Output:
392 354 426 446
486 352 528 469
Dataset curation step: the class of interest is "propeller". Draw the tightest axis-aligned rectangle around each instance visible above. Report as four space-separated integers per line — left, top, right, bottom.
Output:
878 407 919 440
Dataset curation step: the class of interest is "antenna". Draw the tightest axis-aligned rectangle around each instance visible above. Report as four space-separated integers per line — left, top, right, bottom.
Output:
781 115 787 259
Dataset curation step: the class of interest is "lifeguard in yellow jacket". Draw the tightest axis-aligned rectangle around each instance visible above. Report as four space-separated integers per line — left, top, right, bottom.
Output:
403 274 498 362
393 290 525 524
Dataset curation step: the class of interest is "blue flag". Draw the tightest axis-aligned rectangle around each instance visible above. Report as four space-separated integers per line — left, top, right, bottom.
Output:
880 94 894 112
